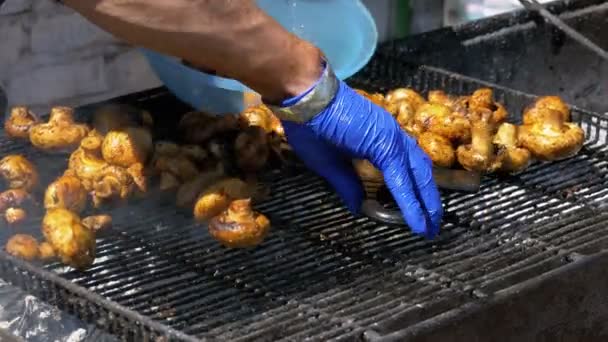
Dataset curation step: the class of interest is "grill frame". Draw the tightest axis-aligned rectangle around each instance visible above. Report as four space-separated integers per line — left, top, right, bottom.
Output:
0 61 607 341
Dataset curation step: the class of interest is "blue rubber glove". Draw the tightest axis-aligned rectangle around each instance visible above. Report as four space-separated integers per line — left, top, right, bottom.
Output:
280 79 443 239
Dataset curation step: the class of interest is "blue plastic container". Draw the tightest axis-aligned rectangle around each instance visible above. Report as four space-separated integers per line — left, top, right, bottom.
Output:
141 0 378 114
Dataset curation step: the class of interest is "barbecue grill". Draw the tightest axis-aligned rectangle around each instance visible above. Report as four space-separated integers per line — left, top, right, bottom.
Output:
2 2 608 341
379 0 608 113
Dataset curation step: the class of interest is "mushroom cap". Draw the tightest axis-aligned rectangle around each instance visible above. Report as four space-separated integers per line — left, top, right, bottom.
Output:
417 132 455 168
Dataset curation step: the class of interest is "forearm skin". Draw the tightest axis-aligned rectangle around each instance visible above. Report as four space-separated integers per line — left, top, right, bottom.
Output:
63 0 322 102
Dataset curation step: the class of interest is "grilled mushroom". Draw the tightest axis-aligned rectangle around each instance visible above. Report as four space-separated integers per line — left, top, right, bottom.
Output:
0 155 39 191
519 109 584 161
38 241 56 261
355 89 386 108
42 208 96 270
522 96 570 125
193 178 254 222
5 208 27 225
4 106 40 139
29 106 89 153
417 132 456 168
5 234 39 261
234 126 270 173
456 111 500 173
208 198 270 248
492 123 532 174
101 127 153 168
44 175 88 213
415 102 471 142
82 214 112 232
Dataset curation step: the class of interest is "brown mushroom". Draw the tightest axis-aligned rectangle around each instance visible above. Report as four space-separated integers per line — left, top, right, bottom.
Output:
522 96 571 125
29 106 89 152
0 188 31 213
82 214 112 232
42 208 96 270
519 109 584 161
456 111 500 173
492 123 532 174
5 208 27 225
5 234 39 261
234 126 270 173
101 127 153 168
0 155 39 191
44 175 88 213
208 198 270 248
38 241 56 261
4 106 40 139
385 88 426 111
193 178 254 222
414 102 471 142
417 132 456 168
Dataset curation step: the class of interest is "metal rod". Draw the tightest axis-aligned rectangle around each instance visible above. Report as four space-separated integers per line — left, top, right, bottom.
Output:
518 0 608 62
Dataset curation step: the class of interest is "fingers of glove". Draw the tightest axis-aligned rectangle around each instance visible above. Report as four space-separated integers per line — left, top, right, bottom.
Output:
406 144 443 238
382 154 433 237
282 121 364 213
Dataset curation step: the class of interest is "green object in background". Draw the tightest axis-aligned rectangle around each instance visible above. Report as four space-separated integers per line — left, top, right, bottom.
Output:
394 0 410 38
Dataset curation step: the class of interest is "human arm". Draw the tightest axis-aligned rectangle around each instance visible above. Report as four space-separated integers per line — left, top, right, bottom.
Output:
62 0 322 103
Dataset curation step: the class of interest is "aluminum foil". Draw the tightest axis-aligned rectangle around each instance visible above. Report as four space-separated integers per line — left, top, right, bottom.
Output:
0 279 118 342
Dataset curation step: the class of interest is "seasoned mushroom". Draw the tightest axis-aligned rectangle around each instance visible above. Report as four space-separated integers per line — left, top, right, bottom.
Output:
393 101 416 130
0 189 31 213
193 178 254 222
519 109 584 161
91 165 137 207
427 90 456 107
5 234 39 261
42 208 95 270
523 96 570 125
355 89 385 108
385 88 426 111
456 111 500 173
208 198 270 248
418 132 456 168
5 208 27 225
234 126 270 173
38 241 56 261
4 106 40 139
101 127 153 168
460 88 508 125
92 104 153 134
414 103 471 142
82 214 112 232
68 135 108 191
0 155 39 191
44 175 88 213
29 106 89 152
492 123 532 174
352 159 383 183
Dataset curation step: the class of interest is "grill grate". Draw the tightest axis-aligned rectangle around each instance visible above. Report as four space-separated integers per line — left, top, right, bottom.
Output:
1 61 608 341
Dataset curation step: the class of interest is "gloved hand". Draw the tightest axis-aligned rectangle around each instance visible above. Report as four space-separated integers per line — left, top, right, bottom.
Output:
280 80 443 239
